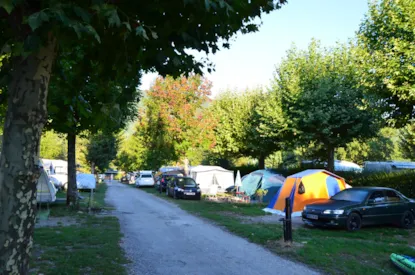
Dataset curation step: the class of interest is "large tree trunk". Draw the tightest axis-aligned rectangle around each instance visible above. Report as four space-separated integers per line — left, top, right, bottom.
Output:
66 133 78 207
327 145 335 172
258 155 266 170
0 39 56 274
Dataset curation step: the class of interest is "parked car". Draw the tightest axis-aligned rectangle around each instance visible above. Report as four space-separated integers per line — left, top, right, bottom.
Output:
135 171 154 187
166 176 201 200
120 175 129 183
302 187 415 231
155 170 185 191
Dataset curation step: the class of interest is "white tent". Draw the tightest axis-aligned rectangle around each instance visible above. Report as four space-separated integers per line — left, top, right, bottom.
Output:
189 165 234 194
37 161 57 203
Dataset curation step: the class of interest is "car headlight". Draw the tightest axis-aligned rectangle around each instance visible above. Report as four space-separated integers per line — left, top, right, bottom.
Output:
197 188 201 192
323 210 344 215
177 188 184 192
303 206 307 211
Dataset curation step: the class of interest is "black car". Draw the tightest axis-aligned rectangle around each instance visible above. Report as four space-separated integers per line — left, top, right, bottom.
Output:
302 187 415 231
166 176 201 200
155 170 185 191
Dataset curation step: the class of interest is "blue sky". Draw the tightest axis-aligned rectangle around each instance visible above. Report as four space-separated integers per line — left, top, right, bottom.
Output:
140 0 369 97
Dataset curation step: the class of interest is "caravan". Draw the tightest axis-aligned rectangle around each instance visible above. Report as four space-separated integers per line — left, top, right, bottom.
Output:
189 165 234 195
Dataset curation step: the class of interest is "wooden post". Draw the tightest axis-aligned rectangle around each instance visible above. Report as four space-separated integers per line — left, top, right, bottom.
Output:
88 188 94 213
284 197 293 242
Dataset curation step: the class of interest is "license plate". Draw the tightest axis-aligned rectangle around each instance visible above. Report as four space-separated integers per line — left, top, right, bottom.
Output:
306 214 318 220
185 192 195 195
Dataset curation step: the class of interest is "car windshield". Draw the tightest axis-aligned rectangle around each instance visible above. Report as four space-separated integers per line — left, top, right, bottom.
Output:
177 178 197 188
331 189 369 203
141 174 152 178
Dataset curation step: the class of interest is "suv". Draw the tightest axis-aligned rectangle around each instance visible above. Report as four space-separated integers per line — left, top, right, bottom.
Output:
166 176 201 200
135 171 154 187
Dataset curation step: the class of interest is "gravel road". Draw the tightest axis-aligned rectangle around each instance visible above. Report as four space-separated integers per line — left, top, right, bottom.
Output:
106 181 319 275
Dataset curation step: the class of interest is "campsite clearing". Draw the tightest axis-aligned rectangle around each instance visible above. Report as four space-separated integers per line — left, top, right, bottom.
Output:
141 187 415 275
31 183 128 275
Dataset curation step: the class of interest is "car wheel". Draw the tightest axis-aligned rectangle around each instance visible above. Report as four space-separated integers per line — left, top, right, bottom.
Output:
346 212 362 231
400 211 414 229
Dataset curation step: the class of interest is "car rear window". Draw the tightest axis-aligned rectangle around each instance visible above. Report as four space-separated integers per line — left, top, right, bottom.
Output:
177 178 197 188
141 174 152 178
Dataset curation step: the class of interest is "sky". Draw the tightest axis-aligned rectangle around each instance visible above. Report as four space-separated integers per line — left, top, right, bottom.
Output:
139 0 370 97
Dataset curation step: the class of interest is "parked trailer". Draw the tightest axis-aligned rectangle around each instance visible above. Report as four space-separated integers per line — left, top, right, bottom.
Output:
363 161 415 173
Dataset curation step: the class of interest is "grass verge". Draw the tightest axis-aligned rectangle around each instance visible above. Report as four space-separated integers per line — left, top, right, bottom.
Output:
31 182 128 275
138 185 415 275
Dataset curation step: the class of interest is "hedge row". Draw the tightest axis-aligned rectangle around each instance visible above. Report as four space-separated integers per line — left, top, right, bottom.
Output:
347 170 415 199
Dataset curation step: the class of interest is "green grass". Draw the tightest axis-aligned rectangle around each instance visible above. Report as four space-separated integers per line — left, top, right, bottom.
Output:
49 182 112 217
140 186 415 275
31 182 128 275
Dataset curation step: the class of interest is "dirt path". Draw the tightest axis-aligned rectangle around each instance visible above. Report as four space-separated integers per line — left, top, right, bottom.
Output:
105 181 319 275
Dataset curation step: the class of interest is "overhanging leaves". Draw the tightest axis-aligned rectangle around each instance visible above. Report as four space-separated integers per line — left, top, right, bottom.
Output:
27 10 50 31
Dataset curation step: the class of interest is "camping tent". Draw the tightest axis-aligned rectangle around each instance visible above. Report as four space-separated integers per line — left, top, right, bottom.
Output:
189 165 234 194
240 170 285 203
37 160 57 203
264 169 347 216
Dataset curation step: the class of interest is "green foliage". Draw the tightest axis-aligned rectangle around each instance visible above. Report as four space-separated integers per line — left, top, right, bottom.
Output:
47 46 140 136
114 131 147 172
39 130 67 160
0 0 286 86
399 122 415 160
337 127 405 164
85 132 119 174
348 170 415 199
116 75 215 170
209 88 286 163
357 0 415 125
274 40 381 170
209 91 249 158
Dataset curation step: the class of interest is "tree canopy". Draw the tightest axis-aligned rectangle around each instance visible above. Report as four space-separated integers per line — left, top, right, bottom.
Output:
85 132 118 174
116 74 216 170
1 1 287 273
274 40 381 171
208 89 286 168
358 0 415 125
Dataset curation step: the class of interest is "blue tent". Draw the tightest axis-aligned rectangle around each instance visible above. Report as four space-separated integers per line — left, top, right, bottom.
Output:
240 170 285 202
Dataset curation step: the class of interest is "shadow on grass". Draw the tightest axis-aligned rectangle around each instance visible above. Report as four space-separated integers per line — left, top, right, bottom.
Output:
31 182 128 275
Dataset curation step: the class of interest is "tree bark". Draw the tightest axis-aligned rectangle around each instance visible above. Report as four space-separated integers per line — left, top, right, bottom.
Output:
66 133 78 207
258 155 266 169
0 39 56 274
327 145 335 172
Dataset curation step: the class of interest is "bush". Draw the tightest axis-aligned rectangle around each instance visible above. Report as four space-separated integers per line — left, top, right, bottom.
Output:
231 164 259 178
347 170 415 199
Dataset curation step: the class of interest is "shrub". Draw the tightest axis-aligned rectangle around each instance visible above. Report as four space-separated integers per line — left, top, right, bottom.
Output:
347 170 415 198
231 164 259 178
